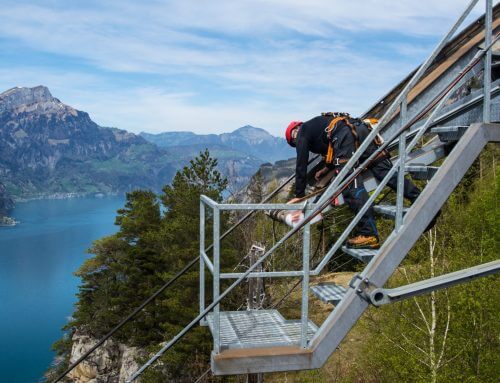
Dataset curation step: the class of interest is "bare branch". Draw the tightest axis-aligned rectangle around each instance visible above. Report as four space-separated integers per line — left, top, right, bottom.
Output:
400 332 429 356
379 332 430 368
399 313 428 335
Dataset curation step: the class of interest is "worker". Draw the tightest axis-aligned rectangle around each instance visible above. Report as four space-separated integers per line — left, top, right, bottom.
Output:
285 113 421 249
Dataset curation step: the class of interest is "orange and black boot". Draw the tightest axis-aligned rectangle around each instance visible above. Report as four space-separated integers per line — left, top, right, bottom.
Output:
346 235 380 249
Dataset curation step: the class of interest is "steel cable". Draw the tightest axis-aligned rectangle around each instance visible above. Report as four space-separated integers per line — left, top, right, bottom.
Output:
127 41 496 381
51 156 320 382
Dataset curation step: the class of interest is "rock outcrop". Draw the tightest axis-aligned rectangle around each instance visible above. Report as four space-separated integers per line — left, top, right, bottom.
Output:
67 331 142 383
234 158 296 203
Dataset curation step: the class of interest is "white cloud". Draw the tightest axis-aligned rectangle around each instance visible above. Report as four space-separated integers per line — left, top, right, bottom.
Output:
0 0 492 136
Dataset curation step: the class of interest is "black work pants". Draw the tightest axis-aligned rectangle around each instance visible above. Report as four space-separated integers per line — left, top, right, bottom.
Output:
341 158 421 238
370 158 420 202
342 174 378 237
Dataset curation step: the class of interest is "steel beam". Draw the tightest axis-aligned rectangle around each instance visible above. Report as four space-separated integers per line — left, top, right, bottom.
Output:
369 260 500 306
200 201 207 325
484 0 493 122
309 123 494 368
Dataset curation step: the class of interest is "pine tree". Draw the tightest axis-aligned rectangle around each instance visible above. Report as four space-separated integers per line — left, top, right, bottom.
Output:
52 150 238 382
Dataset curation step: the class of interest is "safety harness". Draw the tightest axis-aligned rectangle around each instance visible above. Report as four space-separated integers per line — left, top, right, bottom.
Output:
322 112 385 166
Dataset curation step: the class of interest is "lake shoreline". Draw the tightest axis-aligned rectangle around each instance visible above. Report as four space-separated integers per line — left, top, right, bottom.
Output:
0 196 125 383
13 191 124 203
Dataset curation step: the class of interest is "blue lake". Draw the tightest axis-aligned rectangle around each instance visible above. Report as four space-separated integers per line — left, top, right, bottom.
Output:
0 196 125 383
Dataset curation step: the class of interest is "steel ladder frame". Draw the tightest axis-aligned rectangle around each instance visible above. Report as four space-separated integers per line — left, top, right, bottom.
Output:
209 0 498 375
126 1 497 380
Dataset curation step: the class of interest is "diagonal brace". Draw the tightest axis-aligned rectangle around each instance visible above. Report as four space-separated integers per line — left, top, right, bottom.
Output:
366 260 500 307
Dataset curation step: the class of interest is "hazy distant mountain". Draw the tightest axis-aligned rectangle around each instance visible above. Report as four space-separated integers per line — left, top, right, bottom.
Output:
0 86 178 199
0 86 292 200
140 125 294 164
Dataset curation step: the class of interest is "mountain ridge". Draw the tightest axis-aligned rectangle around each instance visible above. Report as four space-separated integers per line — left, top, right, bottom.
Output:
0 86 293 201
0 86 175 199
140 125 294 163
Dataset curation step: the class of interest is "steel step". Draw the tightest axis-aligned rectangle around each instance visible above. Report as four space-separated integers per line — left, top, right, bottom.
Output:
341 246 378 262
374 204 408 219
431 126 468 142
206 310 317 350
405 164 439 180
311 283 347 305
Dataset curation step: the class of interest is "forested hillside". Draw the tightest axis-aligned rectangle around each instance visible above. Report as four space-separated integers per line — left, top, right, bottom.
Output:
269 146 499 383
48 146 498 383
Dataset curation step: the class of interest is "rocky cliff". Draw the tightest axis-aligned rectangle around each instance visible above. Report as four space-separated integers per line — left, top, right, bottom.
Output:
58 331 142 383
0 86 178 199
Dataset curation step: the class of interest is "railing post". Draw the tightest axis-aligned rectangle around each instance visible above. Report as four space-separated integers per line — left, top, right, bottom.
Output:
300 222 311 348
213 206 221 354
483 0 492 123
396 99 407 230
199 200 207 326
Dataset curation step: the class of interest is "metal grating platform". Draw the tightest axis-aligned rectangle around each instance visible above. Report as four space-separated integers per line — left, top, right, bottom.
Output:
406 165 439 180
311 283 347 305
206 310 318 350
374 204 409 218
341 246 378 262
431 126 468 142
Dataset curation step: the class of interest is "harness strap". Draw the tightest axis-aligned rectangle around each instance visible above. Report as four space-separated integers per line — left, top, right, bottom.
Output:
325 115 349 165
324 114 386 166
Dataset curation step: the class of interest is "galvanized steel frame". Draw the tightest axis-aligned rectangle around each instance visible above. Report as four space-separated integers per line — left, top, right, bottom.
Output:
123 1 498 380
208 0 497 375
199 197 316 353
212 122 500 375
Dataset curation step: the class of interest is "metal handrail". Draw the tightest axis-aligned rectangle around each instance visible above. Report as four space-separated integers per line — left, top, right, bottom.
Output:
199 196 317 277
314 0 480 208
313 39 497 273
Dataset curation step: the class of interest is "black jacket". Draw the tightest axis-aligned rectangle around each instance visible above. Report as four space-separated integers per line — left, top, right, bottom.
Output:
294 115 378 197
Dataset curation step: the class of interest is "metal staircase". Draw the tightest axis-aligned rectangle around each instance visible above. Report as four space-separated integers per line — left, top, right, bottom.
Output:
210 120 499 375
124 1 499 381
203 0 500 375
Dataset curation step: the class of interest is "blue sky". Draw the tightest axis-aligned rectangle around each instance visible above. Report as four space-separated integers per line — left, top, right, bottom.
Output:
0 0 489 135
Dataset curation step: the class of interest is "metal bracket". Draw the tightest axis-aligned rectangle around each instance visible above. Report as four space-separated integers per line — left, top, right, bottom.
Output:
348 273 379 303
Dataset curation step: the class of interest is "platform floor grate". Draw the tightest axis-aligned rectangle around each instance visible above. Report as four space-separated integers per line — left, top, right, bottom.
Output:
206 310 317 350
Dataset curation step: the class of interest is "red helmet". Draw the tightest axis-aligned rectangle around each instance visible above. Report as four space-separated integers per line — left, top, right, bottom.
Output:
285 121 302 147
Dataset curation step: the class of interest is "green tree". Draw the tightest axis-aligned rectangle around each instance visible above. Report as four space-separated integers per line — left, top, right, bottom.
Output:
358 151 499 383
51 150 238 382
